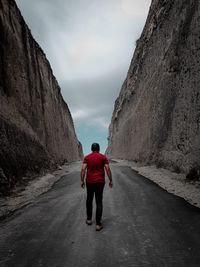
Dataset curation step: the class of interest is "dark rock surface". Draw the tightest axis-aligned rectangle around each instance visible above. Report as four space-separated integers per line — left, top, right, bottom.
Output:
107 0 200 176
0 0 83 194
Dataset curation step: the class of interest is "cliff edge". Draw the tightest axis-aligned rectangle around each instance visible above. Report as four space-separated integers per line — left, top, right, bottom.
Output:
107 0 200 176
0 0 83 194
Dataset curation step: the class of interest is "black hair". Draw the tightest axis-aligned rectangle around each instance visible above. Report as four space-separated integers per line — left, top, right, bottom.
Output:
91 143 100 152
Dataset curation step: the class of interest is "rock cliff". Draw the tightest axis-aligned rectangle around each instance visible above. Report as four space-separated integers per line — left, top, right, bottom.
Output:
0 0 83 194
107 0 200 176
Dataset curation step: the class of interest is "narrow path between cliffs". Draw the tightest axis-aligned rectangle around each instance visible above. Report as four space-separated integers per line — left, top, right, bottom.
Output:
0 162 200 267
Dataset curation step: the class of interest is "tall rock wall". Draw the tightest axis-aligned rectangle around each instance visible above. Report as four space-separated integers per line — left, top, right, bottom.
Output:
107 0 200 175
0 0 83 192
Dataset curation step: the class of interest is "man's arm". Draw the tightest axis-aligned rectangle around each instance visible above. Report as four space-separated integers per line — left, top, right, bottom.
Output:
80 163 87 188
105 164 113 188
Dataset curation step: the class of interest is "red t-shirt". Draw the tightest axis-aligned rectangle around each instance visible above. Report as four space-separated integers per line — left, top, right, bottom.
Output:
83 152 109 183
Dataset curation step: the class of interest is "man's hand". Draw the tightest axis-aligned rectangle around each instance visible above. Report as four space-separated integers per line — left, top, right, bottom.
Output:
109 181 113 188
81 181 85 189
105 164 113 188
80 163 87 189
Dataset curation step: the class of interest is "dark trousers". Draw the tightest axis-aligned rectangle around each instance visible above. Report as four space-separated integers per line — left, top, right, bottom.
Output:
86 183 105 225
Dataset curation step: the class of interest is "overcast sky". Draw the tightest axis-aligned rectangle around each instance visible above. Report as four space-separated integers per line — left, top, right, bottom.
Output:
16 0 151 155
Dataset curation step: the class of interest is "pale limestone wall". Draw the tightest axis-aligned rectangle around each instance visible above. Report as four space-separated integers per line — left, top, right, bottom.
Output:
0 0 83 192
108 0 200 175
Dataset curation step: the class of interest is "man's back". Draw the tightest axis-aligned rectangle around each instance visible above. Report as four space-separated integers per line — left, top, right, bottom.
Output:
83 152 108 183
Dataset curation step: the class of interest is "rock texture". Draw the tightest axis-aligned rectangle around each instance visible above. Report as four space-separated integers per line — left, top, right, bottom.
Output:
0 0 83 194
107 0 200 176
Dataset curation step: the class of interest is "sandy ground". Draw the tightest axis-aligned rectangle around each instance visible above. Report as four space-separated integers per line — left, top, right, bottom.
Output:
0 162 81 219
114 159 200 209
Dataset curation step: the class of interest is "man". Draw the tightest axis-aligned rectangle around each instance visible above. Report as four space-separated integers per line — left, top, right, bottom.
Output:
80 143 113 231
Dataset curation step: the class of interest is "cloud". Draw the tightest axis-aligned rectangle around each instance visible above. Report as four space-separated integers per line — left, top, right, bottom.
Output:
61 68 126 133
16 0 151 81
90 118 110 131
15 0 151 153
72 109 90 120
120 0 151 17
72 108 109 132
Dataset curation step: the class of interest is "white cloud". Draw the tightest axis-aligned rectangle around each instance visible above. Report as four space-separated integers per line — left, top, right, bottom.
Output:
16 0 151 81
90 118 110 131
16 0 151 149
72 107 109 132
71 109 89 120
120 0 150 17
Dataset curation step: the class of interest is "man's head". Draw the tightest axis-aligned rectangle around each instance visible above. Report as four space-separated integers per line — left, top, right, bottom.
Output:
91 143 100 152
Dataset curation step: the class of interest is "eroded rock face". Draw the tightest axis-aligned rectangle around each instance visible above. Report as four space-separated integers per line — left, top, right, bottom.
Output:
0 0 83 193
107 0 200 175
